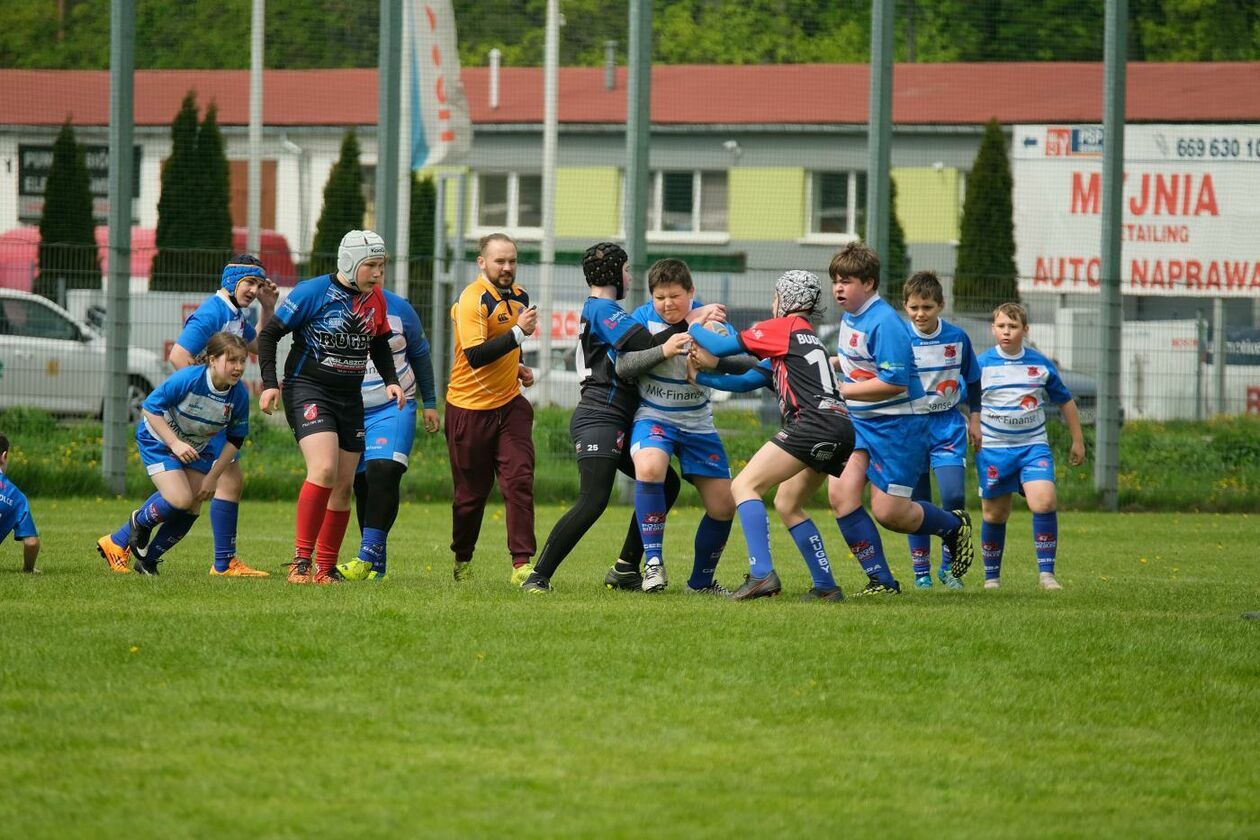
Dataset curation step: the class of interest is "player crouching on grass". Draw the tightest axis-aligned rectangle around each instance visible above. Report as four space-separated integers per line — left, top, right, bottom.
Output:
827 242 974 597
622 258 736 595
97 332 252 576
166 253 277 578
0 434 41 573
970 302 1086 591
687 270 856 602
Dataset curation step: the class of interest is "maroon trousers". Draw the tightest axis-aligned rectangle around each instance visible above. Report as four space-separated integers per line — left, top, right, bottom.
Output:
444 394 536 564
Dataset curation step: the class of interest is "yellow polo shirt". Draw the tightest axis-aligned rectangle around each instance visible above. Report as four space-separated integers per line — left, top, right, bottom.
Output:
446 274 531 410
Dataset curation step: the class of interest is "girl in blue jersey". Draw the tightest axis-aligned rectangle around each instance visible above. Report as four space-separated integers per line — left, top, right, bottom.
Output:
166 254 276 578
97 332 252 576
256 230 403 585
970 303 1086 591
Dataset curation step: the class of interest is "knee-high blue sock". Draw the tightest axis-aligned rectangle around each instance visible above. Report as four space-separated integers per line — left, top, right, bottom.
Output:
934 466 966 573
634 481 667 567
209 498 239 572
736 499 774 578
137 493 175 529
789 518 836 589
837 508 895 587
1032 512 1058 574
111 491 165 548
689 515 731 589
147 511 199 563
907 471 933 577
357 526 389 574
912 502 962 538
981 521 1006 580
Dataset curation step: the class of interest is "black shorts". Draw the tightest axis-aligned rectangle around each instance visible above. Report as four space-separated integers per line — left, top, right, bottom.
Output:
770 414 855 477
283 380 366 452
569 406 631 462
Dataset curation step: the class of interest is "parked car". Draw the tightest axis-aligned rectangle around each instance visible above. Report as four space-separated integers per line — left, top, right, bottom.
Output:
0 289 170 422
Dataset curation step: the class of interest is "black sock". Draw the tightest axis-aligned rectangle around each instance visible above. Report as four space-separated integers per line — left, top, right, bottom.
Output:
533 457 619 579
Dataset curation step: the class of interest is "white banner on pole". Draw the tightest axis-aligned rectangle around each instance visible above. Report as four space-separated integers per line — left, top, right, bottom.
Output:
1013 124 1260 297
409 0 471 170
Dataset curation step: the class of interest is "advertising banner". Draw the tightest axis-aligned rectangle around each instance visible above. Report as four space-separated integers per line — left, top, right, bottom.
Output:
1013 124 1260 298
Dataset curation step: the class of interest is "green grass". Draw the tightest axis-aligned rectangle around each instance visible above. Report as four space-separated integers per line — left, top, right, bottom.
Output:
4 405 1258 511
1 500 1257 837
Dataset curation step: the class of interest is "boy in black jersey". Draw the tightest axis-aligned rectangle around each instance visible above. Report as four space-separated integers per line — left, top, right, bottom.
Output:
688 270 855 601
520 243 724 593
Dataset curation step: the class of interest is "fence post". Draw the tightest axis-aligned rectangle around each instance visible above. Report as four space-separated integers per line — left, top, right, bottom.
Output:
1213 296 1226 415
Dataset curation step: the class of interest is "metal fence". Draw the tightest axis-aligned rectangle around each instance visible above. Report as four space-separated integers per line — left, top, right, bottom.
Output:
0 1 1258 483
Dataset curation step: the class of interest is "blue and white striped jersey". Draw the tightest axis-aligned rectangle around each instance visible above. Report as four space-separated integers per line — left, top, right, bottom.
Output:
139 365 250 454
909 319 980 414
975 345 1073 448
174 291 257 356
836 295 923 418
362 289 430 409
630 300 716 434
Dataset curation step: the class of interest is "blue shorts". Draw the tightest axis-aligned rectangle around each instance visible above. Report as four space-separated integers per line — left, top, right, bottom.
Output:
853 412 931 498
200 428 242 465
629 418 730 479
976 443 1056 499
922 409 968 471
358 401 418 473
136 428 215 476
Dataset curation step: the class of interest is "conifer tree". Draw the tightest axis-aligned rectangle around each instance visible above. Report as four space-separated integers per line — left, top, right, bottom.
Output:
193 101 233 283
151 92 202 291
954 118 1018 310
308 131 366 278
35 119 100 301
883 176 910 301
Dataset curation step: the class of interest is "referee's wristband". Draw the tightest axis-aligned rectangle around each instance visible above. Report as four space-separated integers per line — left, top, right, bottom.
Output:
511 325 526 345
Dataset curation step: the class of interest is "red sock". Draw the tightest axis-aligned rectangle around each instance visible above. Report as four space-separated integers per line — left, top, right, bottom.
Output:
314 508 352 574
295 481 332 559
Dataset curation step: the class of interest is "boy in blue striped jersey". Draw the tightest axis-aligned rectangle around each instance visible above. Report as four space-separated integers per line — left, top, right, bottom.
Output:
971 303 1085 590
902 272 982 589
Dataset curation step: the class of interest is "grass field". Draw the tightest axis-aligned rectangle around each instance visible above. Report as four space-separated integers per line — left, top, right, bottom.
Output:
1 499 1257 837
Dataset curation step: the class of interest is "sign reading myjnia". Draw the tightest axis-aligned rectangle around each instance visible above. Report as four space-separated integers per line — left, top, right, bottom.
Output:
1013 124 1260 298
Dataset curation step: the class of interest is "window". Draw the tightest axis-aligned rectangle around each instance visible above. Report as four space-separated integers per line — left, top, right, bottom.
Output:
809 170 866 238
0 299 80 341
476 172 542 233
646 170 728 237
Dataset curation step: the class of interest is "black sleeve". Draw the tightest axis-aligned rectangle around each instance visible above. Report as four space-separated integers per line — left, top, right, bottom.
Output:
226 435 246 450
716 354 759 375
258 318 290 391
617 320 686 353
369 333 399 386
464 331 520 369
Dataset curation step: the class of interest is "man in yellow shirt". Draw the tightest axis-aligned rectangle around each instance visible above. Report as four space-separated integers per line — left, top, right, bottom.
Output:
446 233 539 583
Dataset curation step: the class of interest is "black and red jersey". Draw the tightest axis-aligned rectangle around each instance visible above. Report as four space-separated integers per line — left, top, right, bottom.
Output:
739 315 848 426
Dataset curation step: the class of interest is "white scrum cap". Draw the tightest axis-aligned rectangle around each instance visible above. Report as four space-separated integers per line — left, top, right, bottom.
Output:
337 229 388 287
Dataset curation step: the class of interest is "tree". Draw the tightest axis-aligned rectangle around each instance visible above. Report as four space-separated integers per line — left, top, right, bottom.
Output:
953 118 1018 311
883 176 910 301
150 92 202 291
35 119 100 301
193 102 233 278
308 131 366 278
408 172 436 307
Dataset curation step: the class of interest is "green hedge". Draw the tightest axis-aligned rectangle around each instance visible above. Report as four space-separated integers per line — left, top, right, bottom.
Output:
1 406 1256 512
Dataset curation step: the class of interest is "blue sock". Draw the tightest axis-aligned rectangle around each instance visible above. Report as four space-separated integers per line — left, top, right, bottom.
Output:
688 515 731 589
789 519 836 590
1032 512 1058 574
634 481 667 567
209 499 239 572
136 493 175 529
907 470 932 577
912 502 961 538
736 499 774 578
934 466 966 572
147 511 199 562
358 527 389 574
981 521 1007 580
836 508 895 587
111 491 163 547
